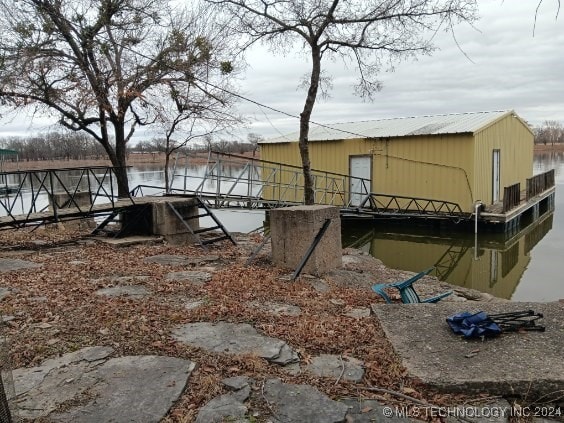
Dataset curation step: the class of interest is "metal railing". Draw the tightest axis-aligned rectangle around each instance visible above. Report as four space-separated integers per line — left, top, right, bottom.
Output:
0 166 129 227
173 152 371 209
356 193 465 218
503 182 521 212
526 169 555 200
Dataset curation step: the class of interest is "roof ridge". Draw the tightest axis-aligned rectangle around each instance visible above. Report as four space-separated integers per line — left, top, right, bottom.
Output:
320 110 510 127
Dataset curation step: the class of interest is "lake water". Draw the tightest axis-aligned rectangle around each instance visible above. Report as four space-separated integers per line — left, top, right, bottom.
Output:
1 153 561 301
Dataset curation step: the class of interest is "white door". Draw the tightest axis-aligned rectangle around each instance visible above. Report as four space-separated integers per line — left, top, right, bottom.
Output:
349 156 371 206
492 149 501 203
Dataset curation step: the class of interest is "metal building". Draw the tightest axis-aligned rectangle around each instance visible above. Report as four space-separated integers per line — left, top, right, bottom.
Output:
259 110 534 213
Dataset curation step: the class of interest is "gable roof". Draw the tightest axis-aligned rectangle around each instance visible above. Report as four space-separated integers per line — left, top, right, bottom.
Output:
260 110 531 144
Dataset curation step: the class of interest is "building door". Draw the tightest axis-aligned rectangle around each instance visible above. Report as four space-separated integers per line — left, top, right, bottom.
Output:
492 149 501 203
349 155 371 206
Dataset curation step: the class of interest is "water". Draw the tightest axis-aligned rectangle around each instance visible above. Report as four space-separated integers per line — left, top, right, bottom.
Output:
343 151 564 301
1 154 561 301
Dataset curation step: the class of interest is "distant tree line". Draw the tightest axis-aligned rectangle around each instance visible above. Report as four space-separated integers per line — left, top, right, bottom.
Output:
132 135 259 156
534 120 564 145
0 131 261 162
0 132 107 161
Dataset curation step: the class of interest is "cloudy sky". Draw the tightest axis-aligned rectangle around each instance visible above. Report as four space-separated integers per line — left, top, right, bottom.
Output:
235 0 564 140
0 0 563 141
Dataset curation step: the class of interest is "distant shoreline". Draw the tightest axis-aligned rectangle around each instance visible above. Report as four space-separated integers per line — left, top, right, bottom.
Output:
0 151 258 172
534 144 564 151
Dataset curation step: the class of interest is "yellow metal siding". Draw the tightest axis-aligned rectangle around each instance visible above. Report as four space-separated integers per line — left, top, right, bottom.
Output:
473 114 533 206
370 135 474 211
260 115 533 212
261 136 475 211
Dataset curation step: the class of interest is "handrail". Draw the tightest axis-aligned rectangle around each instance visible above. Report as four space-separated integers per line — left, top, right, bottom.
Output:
526 169 555 200
503 183 521 212
174 152 372 209
0 166 131 226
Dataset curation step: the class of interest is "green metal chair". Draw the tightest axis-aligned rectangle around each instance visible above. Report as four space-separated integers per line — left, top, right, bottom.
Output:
371 267 452 304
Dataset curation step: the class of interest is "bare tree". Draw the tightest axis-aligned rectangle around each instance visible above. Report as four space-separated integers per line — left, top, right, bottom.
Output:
147 6 242 192
209 0 478 204
247 132 263 157
535 120 564 145
0 0 236 197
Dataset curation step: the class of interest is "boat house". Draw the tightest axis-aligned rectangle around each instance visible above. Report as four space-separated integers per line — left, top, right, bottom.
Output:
259 111 552 224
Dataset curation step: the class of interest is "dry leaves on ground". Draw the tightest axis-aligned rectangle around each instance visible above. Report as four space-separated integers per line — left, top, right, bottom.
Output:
0 227 473 422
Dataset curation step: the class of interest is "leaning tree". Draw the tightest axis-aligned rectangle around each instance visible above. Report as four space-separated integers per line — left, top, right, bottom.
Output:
0 0 236 197
209 0 479 204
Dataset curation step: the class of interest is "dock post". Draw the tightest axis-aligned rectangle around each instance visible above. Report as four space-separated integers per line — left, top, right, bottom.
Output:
474 201 481 261
270 205 342 276
474 201 482 234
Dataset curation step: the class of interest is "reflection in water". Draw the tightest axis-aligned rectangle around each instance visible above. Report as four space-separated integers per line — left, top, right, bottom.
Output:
343 212 554 300
533 151 564 177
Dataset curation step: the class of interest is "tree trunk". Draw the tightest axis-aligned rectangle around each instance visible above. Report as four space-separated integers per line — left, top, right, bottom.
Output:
164 152 171 194
299 48 322 205
109 123 130 198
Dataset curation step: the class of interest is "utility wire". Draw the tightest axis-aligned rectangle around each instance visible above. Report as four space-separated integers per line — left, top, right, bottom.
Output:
116 40 377 141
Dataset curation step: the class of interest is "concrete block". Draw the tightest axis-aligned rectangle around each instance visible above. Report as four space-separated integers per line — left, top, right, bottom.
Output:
151 198 200 245
270 205 342 276
49 191 95 230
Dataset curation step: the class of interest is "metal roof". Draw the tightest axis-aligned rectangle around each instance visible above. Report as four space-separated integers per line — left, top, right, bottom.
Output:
261 110 518 144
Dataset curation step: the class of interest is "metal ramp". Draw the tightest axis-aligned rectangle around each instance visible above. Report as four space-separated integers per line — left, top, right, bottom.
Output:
342 193 467 222
166 198 236 248
170 152 470 223
0 154 471 230
0 166 132 229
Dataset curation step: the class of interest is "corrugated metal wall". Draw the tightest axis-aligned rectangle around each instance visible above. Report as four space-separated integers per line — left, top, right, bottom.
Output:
260 115 533 213
370 135 475 211
473 114 534 205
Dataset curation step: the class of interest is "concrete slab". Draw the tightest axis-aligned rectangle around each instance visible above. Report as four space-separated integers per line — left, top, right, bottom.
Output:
373 302 564 398
270 205 342 276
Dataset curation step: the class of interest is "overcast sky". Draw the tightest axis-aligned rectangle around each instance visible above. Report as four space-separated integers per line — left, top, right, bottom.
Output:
234 0 564 140
1 0 563 141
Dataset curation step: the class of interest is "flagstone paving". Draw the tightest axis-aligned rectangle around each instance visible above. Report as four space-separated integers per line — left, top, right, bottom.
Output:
0 258 41 272
172 321 299 365
10 347 195 422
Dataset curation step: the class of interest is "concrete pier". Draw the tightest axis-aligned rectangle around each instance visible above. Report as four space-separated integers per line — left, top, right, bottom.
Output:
49 191 95 230
270 205 342 276
150 198 200 245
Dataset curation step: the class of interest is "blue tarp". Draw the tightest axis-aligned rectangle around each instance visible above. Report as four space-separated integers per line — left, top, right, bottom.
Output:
446 311 502 339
